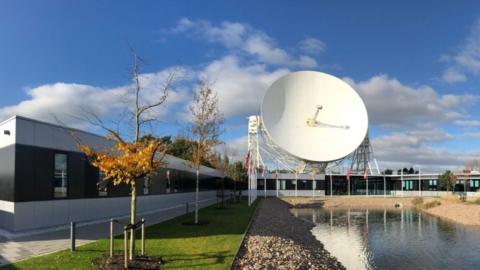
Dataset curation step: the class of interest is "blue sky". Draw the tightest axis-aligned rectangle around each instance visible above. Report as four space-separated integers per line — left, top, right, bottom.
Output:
1 0 480 171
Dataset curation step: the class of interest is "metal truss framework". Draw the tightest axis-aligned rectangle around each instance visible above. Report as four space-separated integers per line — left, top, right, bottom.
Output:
246 115 352 203
246 116 384 204
348 133 381 175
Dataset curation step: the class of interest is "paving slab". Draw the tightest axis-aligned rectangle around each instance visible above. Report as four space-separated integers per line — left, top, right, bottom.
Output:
0 198 216 266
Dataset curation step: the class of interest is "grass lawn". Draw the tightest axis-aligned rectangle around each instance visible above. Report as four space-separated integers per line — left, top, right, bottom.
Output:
1 200 257 270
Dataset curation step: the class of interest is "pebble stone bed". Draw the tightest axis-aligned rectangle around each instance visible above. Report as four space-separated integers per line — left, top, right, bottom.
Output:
232 198 345 270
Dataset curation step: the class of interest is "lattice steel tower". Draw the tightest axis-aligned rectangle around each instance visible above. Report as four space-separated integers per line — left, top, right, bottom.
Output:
349 132 380 174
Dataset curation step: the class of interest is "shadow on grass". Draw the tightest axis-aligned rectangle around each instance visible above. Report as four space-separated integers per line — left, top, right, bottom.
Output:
0 200 257 270
138 200 256 240
163 251 231 268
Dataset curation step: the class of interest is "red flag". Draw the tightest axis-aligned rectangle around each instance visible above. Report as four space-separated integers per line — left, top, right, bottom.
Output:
346 170 351 181
364 170 368 180
243 151 250 169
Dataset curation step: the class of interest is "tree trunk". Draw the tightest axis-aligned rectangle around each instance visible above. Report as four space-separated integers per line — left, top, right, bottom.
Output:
233 181 237 203
129 183 137 260
221 177 225 208
195 168 199 224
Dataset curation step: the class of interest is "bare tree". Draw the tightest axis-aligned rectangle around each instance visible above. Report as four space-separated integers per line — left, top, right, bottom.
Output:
187 81 224 224
211 144 229 208
227 160 248 202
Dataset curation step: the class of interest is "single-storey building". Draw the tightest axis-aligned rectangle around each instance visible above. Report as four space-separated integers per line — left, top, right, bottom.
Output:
0 115 222 232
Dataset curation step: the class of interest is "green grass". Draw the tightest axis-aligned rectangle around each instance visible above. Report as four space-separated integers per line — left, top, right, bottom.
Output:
1 200 257 270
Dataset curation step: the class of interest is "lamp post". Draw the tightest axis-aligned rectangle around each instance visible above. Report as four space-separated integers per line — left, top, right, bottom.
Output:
418 167 422 197
401 169 404 197
330 172 333 197
295 171 298 197
383 174 386 198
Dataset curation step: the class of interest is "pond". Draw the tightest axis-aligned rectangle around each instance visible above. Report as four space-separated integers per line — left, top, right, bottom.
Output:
291 207 480 270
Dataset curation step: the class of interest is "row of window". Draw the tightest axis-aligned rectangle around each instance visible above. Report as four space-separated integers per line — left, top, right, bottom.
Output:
53 153 187 199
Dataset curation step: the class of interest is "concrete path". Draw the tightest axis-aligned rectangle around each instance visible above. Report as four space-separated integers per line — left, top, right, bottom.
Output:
0 198 217 266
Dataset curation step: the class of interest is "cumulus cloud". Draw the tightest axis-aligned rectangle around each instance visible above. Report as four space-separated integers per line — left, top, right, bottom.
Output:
299 37 326 54
223 135 248 161
344 75 477 129
172 18 318 68
440 18 480 82
0 83 126 128
0 67 192 129
463 132 480 139
372 129 478 171
442 68 467 83
455 119 480 127
199 55 289 117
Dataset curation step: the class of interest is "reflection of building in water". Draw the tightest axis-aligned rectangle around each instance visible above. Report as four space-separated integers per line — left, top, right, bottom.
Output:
309 208 373 270
294 207 480 270
293 208 429 270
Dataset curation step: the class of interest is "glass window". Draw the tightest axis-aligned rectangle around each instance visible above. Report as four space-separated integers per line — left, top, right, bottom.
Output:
403 180 414 190
166 170 170 193
98 171 108 197
144 176 150 195
54 153 68 198
471 180 480 188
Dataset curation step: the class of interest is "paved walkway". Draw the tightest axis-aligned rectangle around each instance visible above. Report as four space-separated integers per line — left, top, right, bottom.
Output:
0 198 217 266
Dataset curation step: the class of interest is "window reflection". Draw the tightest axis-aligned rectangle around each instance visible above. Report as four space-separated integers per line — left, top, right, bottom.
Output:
98 171 108 197
54 153 68 198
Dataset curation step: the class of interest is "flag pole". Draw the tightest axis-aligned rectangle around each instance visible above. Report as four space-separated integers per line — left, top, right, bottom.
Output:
330 172 333 197
264 166 267 199
346 170 351 197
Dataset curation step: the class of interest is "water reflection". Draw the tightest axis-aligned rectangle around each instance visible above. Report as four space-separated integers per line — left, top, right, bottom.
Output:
292 207 480 270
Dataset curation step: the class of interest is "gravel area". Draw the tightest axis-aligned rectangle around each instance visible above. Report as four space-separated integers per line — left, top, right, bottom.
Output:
232 198 345 270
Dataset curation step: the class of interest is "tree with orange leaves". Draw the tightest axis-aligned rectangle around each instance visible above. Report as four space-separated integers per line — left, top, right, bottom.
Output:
77 50 175 261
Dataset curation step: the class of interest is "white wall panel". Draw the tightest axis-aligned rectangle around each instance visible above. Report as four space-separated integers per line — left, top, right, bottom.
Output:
9 191 217 232
0 117 16 149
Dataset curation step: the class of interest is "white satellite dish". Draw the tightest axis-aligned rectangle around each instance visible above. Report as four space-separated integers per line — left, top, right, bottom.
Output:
261 71 368 162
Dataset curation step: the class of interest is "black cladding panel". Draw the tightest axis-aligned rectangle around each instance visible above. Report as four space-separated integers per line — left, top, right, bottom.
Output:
0 145 15 201
11 144 219 202
15 145 53 202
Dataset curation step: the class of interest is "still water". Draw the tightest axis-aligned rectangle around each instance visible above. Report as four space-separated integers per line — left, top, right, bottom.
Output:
291 207 480 270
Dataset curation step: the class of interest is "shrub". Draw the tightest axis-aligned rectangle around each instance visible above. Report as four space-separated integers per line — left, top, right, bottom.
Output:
424 200 441 209
412 197 424 206
473 198 480 205
440 193 460 202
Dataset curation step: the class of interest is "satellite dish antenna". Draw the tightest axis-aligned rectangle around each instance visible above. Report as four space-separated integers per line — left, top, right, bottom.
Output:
261 71 368 162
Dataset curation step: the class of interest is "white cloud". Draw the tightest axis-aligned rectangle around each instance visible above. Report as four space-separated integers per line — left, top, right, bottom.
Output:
441 18 480 82
442 68 467 83
454 119 480 127
344 75 477 128
244 34 291 65
223 135 248 161
372 129 479 171
299 37 326 54
0 67 192 130
199 55 289 118
462 131 480 139
0 83 126 128
172 18 318 68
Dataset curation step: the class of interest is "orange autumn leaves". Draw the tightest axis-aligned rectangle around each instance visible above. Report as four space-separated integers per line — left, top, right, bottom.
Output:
80 133 167 186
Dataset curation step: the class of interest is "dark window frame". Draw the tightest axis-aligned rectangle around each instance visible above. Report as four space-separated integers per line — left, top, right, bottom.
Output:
53 152 69 199
98 170 108 197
